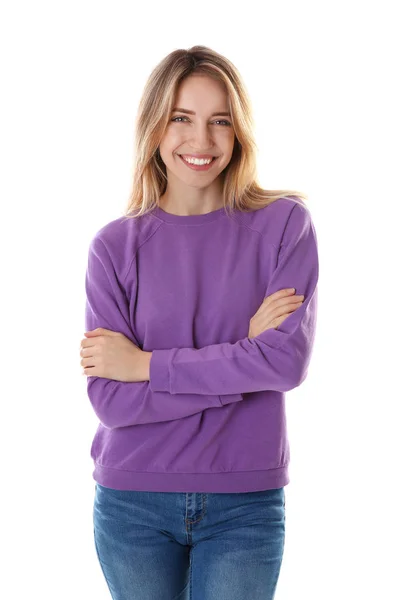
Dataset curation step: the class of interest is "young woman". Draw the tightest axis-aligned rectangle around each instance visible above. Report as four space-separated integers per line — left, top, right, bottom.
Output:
80 45 319 600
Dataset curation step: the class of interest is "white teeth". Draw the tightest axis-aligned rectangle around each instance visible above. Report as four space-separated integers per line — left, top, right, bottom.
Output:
180 155 214 165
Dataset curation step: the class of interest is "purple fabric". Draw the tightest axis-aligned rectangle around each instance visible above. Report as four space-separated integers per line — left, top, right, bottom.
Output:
84 196 319 492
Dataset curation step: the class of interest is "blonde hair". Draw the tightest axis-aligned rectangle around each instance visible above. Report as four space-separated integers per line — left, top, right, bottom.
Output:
123 45 307 220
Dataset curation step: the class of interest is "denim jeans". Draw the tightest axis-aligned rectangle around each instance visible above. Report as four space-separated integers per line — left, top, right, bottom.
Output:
93 482 286 600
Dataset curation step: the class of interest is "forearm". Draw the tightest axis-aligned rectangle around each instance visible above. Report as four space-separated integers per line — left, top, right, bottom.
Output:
141 351 153 381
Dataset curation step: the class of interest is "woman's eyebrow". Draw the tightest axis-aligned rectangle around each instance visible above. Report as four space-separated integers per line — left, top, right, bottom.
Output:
172 107 231 117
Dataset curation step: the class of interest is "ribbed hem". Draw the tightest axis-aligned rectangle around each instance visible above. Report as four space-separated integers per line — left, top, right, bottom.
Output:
93 463 289 493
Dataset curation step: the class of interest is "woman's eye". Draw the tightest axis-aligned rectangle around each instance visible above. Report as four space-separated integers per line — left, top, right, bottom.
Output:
171 116 231 127
171 116 188 123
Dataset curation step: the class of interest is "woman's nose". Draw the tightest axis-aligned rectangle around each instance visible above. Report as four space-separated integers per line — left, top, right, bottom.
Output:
190 125 213 149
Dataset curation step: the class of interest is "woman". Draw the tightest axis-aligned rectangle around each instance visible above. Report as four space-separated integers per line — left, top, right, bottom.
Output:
80 45 319 600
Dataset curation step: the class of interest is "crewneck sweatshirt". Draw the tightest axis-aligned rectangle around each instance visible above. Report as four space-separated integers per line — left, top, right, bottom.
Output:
84 196 319 492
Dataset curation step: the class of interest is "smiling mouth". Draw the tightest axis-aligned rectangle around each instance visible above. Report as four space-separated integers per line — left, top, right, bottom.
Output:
177 154 218 164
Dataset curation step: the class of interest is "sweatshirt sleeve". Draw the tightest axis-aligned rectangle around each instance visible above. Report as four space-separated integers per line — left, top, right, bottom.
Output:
149 201 319 396
84 235 243 429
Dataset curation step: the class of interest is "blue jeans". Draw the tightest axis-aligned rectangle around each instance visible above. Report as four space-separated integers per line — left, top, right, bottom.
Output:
93 483 286 600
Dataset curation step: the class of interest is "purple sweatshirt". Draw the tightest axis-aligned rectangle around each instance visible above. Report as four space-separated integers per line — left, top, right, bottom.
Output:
84 196 319 492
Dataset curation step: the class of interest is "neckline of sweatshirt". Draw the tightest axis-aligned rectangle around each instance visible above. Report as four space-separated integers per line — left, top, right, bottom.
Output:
150 205 229 225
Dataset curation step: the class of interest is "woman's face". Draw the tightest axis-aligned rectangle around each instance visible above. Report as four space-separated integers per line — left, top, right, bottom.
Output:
158 74 236 189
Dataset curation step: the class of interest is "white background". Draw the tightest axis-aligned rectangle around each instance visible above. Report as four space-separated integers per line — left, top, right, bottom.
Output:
1 1 396 598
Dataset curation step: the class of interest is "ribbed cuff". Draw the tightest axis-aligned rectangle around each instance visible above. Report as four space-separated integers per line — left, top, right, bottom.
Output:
149 349 172 392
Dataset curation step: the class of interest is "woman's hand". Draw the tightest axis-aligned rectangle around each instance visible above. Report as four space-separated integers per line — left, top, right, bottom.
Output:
80 328 150 382
248 288 304 338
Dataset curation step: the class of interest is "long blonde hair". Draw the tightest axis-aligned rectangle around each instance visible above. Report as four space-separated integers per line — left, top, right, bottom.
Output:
124 45 307 220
